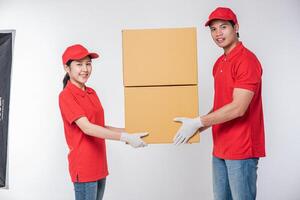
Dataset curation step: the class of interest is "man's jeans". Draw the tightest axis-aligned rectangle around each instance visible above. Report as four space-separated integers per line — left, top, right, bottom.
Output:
74 178 106 200
213 156 259 200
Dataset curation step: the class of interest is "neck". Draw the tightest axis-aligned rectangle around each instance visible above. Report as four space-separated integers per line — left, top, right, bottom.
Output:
224 40 239 55
70 79 85 91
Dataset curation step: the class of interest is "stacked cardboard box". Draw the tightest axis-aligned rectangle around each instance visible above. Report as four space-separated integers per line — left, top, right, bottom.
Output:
122 27 199 144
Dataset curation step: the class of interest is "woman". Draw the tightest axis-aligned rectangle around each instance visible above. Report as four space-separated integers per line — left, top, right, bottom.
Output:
59 44 148 200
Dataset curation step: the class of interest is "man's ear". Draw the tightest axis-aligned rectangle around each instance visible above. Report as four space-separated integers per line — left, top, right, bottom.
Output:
234 24 239 33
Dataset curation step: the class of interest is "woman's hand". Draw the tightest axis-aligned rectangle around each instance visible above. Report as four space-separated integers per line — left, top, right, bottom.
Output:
120 132 149 148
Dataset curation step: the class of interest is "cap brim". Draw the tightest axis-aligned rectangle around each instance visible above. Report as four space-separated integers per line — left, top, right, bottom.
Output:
63 52 100 64
205 20 211 26
88 53 99 59
205 17 233 26
72 52 99 60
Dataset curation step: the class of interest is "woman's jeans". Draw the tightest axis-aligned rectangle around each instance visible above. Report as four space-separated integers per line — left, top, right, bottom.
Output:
74 178 106 200
213 156 259 200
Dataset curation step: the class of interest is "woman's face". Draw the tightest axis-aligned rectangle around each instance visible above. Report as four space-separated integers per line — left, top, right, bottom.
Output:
65 56 92 89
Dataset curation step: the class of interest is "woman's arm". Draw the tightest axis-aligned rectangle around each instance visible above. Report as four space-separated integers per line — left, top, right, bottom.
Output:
74 117 148 148
105 126 125 133
75 117 121 140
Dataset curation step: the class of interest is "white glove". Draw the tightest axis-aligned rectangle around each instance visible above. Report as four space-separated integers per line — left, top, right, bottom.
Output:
173 117 203 145
120 132 148 148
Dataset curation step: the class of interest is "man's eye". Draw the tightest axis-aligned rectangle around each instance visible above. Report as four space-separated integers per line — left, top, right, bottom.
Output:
221 25 227 29
76 63 82 66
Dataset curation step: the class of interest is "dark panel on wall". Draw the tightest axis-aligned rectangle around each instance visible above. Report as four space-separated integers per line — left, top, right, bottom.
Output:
0 33 12 188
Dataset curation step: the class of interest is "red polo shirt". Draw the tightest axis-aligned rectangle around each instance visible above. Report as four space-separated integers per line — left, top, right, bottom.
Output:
59 81 108 182
212 42 266 159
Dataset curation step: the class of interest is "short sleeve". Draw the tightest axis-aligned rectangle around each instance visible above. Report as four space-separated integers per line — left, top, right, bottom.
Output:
59 92 85 125
233 57 262 92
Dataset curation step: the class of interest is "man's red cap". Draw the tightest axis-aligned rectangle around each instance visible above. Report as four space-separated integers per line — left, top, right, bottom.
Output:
205 7 238 26
62 44 99 65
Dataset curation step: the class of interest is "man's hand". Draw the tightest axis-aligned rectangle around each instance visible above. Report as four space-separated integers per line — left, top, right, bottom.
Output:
173 117 203 145
120 132 149 148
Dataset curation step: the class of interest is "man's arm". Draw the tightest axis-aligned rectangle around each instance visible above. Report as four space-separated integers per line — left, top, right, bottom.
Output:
173 88 254 144
201 88 254 126
198 108 213 132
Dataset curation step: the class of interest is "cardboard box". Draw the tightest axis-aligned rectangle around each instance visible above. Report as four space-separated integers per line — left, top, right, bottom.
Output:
124 85 199 143
122 27 198 86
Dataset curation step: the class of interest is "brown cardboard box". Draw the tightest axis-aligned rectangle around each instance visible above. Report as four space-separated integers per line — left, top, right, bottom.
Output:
122 27 198 87
124 85 199 143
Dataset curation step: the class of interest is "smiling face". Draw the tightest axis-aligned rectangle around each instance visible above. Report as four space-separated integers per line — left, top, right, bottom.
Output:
64 56 92 89
209 19 239 54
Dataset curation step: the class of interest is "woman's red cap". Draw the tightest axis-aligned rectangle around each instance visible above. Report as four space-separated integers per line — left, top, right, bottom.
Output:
62 44 99 64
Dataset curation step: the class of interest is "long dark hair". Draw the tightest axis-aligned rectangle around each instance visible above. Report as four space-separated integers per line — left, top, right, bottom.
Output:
63 60 73 88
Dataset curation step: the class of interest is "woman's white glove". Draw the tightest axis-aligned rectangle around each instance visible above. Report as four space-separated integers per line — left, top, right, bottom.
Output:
120 132 148 148
173 117 203 145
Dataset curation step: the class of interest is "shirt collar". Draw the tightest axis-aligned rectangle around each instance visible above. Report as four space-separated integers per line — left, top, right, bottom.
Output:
66 81 94 97
223 41 244 61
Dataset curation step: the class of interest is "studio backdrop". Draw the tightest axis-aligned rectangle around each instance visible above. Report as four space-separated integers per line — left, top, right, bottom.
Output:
0 32 13 188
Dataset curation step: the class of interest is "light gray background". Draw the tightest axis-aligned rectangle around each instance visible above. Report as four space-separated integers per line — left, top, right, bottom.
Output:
0 0 299 199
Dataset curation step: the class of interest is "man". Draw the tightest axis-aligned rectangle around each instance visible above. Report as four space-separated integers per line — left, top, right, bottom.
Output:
173 7 266 200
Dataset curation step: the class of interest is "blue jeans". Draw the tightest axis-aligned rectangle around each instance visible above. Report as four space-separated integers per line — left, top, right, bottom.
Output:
213 156 259 200
74 178 106 200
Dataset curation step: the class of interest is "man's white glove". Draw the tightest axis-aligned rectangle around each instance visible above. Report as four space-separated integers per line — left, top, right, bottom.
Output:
120 132 148 148
173 117 203 145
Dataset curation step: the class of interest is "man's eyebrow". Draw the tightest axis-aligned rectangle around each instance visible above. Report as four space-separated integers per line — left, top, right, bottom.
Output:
219 23 228 26
211 23 229 28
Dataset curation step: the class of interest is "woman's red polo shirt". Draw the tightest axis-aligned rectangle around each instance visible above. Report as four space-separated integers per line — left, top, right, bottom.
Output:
59 81 108 182
212 42 266 159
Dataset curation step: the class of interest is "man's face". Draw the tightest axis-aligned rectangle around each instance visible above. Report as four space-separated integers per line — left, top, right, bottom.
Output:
209 19 239 49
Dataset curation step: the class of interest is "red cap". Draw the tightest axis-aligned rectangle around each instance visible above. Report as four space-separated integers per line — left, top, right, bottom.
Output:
205 7 238 26
62 44 99 64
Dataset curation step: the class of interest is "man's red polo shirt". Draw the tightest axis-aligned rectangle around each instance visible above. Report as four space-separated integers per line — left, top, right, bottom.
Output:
59 81 108 182
212 42 266 159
